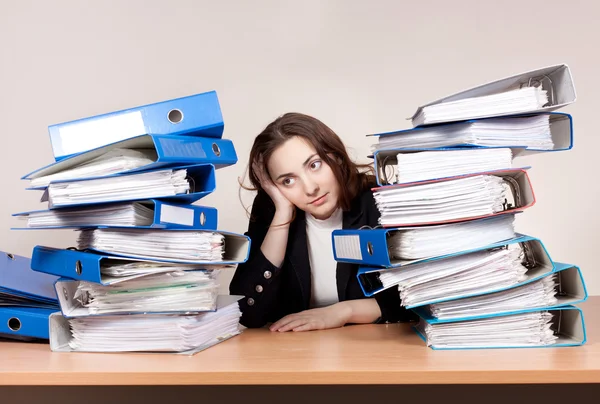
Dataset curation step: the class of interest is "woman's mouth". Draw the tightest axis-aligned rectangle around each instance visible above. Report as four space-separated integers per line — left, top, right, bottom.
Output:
309 193 328 206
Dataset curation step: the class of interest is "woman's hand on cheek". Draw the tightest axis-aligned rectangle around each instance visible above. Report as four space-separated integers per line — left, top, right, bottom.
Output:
253 160 295 216
269 302 353 332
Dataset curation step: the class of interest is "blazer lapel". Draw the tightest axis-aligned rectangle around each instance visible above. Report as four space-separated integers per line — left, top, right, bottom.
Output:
286 209 312 309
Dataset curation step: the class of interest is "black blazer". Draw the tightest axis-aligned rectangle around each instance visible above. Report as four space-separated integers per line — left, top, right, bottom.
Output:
229 188 417 328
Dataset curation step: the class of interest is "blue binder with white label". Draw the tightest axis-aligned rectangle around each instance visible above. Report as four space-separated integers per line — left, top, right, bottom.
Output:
13 199 218 230
24 134 237 189
332 214 518 267
30 245 247 285
49 90 224 161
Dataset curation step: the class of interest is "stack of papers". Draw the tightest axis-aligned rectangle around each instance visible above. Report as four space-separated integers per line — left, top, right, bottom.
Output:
72 270 219 314
58 295 243 353
77 229 225 262
46 169 190 207
387 214 516 261
395 148 513 184
100 259 233 283
419 311 558 349
427 275 557 320
18 202 155 228
412 86 549 126
373 175 510 226
373 114 552 151
29 149 157 188
378 245 528 307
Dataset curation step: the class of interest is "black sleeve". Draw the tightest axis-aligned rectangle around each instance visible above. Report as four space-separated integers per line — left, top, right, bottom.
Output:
362 190 418 323
229 190 286 328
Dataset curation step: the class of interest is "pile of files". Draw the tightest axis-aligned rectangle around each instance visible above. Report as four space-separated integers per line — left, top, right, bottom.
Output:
333 64 588 349
10 91 251 354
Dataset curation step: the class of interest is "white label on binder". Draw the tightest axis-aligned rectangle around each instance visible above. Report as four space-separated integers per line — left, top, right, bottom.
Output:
160 205 195 226
58 111 146 157
333 235 362 260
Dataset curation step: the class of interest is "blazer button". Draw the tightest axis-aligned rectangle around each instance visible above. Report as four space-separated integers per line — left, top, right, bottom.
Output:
255 285 264 293
247 298 255 306
263 270 272 279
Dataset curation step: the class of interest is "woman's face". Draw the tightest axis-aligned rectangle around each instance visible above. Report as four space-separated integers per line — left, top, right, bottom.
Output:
266 136 340 220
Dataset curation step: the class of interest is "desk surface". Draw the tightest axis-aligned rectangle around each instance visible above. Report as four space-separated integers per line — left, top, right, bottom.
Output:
1 298 598 386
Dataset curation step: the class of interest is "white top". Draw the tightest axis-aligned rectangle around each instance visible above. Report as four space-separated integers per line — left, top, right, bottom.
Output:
306 208 343 309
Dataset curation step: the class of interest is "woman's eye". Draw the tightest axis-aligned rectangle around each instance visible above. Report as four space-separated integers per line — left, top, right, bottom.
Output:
282 178 295 186
310 160 322 170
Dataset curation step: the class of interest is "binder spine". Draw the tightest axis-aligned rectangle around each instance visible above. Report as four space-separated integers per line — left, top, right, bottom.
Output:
31 246 103 284
0 308 54 340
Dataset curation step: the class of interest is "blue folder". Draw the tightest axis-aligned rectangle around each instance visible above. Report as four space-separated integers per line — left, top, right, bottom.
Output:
1 251 59 308
355 235 554 297
369 112 571 186
332 214 519 267
413 305 586 350
31 245 248 284
40 163 216 209
24 134 237 189
411 262 588 320
49 90 224 161
13 199 218 230
0 307 56 340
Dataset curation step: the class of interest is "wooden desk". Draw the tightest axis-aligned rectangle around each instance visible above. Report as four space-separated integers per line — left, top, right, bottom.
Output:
1 298 598 387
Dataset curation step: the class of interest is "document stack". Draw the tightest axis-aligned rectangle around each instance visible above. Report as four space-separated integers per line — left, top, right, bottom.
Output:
332 64 588 349
12 91 251 354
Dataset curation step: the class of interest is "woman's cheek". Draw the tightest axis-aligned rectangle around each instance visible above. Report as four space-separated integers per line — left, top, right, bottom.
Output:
280 187 298 205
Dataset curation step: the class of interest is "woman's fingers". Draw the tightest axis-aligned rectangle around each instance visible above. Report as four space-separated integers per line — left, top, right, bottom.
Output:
292 322 318 332
277 318 309 333
270 314 299 331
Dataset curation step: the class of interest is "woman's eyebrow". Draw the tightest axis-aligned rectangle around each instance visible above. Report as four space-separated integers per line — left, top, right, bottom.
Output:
275 154 317 180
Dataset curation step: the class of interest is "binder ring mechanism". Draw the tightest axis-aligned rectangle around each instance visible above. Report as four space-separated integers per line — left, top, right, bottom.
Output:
519 74 555 107
501 176 522 211
185 175 196 195
167 109 184 124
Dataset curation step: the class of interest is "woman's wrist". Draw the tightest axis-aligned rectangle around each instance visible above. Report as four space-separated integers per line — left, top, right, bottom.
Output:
273 206 294 225
337 299 381 324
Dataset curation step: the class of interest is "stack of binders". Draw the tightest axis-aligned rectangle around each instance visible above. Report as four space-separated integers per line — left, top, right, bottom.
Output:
332 64 589 350
11 91 251 354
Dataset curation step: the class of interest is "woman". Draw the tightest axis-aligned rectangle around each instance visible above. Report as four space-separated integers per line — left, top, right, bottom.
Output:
230 113 415 331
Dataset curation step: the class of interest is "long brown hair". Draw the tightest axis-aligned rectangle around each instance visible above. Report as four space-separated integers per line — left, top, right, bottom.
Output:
240 112 375 212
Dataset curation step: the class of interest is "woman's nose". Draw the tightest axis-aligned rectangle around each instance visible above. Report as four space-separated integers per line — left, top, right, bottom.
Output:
304 179 319 195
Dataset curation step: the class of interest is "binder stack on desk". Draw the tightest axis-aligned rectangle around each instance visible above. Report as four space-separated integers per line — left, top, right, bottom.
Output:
333 64 589 350
12 91 251 354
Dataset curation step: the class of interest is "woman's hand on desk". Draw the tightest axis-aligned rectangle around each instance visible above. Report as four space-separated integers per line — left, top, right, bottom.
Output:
269 299 382 332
